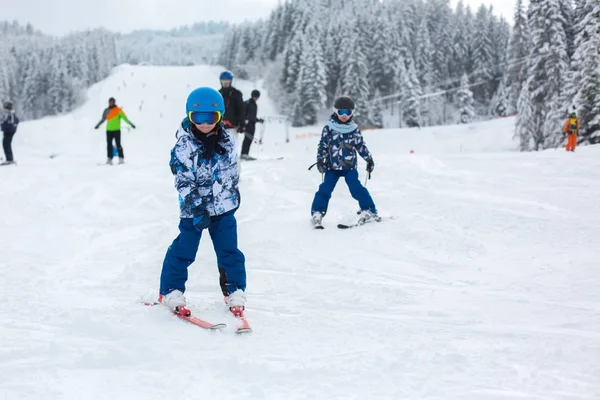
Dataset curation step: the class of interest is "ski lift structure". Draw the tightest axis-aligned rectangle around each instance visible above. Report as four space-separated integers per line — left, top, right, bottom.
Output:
257 115 290 144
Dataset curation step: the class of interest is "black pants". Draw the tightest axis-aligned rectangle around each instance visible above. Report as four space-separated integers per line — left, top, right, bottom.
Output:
3 132 15 162
241 122 256 156
106 130 124 159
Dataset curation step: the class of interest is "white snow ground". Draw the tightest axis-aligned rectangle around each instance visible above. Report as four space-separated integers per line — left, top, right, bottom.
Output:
1 65 599 400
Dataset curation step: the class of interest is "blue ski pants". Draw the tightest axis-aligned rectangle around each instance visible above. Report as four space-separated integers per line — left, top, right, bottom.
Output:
160 210 246 297
311 169 376 215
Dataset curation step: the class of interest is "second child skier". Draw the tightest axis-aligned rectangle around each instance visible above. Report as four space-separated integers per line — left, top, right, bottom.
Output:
310 96 379 227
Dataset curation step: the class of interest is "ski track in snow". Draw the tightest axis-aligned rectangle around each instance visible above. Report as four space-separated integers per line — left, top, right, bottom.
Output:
1 65 599 400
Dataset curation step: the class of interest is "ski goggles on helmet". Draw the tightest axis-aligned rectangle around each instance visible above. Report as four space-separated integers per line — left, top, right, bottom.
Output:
188 111 222 125
335 108 353 117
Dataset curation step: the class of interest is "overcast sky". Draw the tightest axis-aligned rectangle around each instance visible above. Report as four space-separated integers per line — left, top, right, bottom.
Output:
458 0 517 23
1 0 515 37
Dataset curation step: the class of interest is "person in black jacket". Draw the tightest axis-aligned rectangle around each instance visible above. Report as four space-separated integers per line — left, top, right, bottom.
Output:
241 90 264 160
218 71 245 133
1 101 19 165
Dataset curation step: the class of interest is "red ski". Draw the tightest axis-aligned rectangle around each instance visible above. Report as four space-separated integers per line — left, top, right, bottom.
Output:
230 306 252 334
144 301 226 330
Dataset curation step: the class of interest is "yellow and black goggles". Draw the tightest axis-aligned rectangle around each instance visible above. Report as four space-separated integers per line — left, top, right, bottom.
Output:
188 111 222 125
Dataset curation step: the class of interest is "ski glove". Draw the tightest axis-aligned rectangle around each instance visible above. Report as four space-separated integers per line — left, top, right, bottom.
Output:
130 124 136 129
257 118 265 124
366 158 375 173
317 158 327 174
237 126 245 134
192 209 211 231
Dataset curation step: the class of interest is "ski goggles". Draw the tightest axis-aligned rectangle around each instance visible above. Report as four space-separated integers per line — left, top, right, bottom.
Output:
188 111 222 125
335 108 353 117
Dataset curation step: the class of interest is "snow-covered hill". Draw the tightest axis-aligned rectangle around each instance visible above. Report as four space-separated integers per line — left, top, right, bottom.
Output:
1 65 599 400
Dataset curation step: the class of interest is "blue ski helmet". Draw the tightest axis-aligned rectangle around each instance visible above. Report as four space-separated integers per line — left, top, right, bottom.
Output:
219 71 234 80
186 87 225 115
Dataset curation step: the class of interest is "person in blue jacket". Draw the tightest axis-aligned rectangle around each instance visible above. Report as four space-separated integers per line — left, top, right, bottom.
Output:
311 96 379 226
159 87 246 317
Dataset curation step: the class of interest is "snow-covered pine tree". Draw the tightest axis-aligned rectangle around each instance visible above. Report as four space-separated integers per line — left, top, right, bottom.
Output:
573 0 587 31
291 24 327 127
427 0 453 85
262 7 282 62
404 0 423 61
47 50 71 114
506 0 530 115
415 17 434 90
490 78 509 117
518 0 571 150
472 5 494 103
489 11 511 98
371 10 395 96
323 22 341 107
456 73 475 122
573 0 600 144
463 5 476 76
229 24 258 79
402 57 423 127
559 0 576 58
280 30 304 96
452 0 469 79
414 15 439 126
217 28 236 68
515 79 535 151
368 89 384 128
339 24 371 125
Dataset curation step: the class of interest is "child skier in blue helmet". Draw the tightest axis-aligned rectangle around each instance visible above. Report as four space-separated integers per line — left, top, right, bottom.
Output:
159 87 246 318
311 96 380 228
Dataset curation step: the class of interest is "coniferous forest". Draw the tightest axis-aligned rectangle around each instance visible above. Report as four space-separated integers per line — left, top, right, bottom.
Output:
1 0 599 150
220 0 600 147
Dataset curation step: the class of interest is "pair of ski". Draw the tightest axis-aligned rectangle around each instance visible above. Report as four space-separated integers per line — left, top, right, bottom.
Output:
314 215 394 230
314 222 372 230
144 301 252 334
241 156 284 161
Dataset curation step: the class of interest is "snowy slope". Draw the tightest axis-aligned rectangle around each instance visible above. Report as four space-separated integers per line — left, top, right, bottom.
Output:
1 65 599 400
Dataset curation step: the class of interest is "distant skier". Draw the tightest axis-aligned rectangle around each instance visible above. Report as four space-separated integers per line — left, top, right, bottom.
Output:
563 111 580 152
94 97 136 165
218 71 245 134
460 110 471 124
1 101 19 165
311 96 379 227
158 87 247 319
241 89 265 160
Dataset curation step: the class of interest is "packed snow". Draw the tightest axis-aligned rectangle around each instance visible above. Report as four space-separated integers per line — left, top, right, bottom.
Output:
1 65 599 400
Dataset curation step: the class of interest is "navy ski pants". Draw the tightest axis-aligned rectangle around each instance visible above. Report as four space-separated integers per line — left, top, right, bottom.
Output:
160 210 246 297
311 169 376 215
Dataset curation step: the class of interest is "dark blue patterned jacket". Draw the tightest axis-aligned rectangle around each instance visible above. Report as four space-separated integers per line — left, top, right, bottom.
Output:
317 115 373 171
169 119 240 218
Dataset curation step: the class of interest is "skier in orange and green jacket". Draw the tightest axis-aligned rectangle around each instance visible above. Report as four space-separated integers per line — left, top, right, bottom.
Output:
563 112 580 152
95 97 136 164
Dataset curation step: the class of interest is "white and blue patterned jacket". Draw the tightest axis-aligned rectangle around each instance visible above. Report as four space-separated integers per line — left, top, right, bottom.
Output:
170 119 240 218
317 115 373 171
